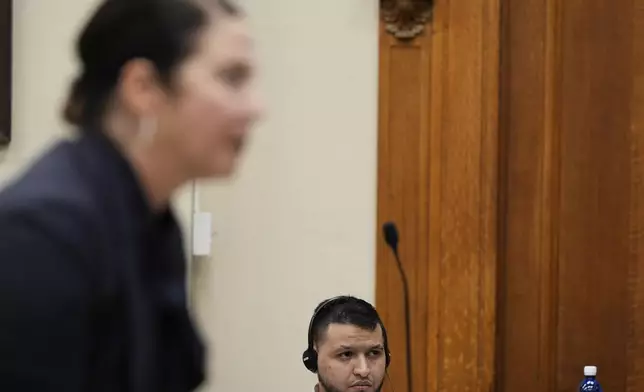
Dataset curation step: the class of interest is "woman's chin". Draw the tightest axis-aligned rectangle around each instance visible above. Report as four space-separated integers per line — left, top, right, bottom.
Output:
204 157 240 179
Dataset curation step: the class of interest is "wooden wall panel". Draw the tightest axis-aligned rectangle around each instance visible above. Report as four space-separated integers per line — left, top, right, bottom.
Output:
627 4 644 391
499 0 644 390
497 0 560 389
376 22 432 392
556 0 633 389
380 0 644 390
376 1 499 391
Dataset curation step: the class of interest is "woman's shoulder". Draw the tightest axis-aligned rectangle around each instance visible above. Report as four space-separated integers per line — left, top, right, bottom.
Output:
0 139 102 244
0 145 108 291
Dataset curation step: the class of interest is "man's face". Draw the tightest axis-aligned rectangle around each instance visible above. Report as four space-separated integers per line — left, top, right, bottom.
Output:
315 323 387 392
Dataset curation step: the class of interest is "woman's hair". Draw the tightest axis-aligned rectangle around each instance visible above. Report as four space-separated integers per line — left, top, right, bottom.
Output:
63 0 240 127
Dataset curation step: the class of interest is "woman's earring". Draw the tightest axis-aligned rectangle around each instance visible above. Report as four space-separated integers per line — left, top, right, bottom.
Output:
138 116 158 144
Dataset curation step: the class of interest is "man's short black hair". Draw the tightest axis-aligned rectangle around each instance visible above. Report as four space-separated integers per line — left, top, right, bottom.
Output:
311 296 383 346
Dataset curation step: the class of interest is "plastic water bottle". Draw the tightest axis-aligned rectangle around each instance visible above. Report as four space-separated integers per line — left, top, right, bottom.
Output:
579 365 602 392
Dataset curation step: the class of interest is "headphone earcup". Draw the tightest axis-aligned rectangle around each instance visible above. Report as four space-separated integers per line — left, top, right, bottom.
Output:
381 321 391 369
302 348 318 373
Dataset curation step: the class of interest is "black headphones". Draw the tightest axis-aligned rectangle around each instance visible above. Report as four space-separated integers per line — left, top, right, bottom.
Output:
302 296 391 373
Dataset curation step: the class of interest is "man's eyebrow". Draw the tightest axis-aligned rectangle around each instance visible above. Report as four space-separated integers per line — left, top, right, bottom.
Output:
337 344 385 351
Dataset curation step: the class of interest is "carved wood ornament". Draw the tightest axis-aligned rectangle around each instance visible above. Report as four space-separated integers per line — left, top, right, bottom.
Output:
381 0 434 40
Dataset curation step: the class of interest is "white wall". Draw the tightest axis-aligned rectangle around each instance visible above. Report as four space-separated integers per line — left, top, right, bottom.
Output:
193 1 379 391
4 1 379 391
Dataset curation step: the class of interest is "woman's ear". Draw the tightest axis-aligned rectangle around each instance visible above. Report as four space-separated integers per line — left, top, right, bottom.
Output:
116 59 165 117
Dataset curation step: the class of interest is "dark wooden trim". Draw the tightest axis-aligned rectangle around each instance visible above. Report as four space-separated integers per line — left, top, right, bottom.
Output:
0 0 11 145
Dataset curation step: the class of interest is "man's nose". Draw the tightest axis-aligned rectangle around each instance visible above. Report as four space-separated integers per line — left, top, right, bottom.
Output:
353 356 371 377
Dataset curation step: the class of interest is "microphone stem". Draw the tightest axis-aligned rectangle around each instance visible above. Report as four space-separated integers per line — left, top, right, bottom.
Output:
394 249 413 392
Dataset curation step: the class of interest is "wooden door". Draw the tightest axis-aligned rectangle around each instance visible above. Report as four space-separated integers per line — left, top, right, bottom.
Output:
376 0 644 391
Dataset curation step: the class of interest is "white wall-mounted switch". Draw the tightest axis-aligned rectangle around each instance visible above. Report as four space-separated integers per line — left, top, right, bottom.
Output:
192 211 212 256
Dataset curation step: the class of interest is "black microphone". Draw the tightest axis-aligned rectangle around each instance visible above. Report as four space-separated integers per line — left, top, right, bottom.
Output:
382 221 412 392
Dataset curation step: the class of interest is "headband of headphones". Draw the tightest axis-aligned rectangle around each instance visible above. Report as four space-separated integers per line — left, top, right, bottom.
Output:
302 295 391 373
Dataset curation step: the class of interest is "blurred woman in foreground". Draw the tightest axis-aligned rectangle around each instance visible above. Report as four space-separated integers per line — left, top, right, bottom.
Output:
0 0 261 390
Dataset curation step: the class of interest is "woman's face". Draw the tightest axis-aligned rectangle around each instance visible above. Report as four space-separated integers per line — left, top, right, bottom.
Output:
156 13 262 179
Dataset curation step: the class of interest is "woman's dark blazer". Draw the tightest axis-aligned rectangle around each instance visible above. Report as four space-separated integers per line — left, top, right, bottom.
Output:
0 131 205 392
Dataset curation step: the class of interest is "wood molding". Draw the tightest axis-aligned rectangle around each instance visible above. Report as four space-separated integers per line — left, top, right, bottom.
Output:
380 0 434 40
0 0 11 145
376 0 500 390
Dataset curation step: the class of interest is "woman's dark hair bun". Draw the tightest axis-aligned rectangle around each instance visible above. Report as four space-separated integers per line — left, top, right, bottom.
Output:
62 75 87 126
61 0 240 128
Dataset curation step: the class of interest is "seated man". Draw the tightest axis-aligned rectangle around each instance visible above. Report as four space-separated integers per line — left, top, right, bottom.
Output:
302 296 391 392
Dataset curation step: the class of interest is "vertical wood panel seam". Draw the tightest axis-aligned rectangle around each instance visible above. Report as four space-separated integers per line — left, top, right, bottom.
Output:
478 0 500 391
427 7 444 390
419 31 432 392
626 2 642 390
437 0 452 388
477 0 486 385
494 0 511 389
421 29 433 392
541 0 562 388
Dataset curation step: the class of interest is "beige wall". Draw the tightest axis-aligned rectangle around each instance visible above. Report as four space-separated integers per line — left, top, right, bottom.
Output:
4 1 379 391
193 1 379 390
0 0 86 185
